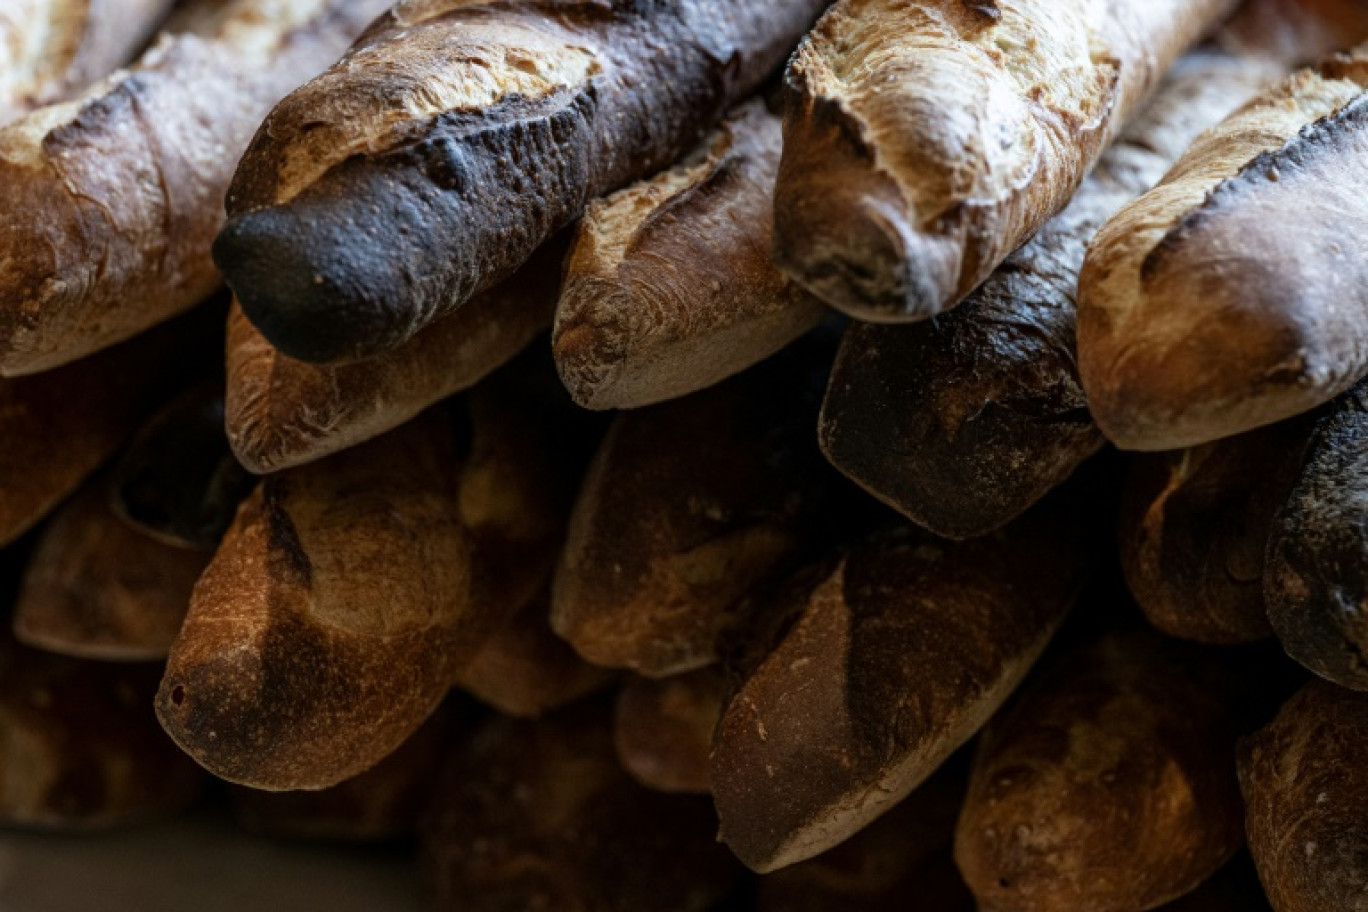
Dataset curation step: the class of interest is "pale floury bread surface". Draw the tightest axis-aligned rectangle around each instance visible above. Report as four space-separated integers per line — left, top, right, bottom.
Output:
1079 47 1368 450
772 0 1239 323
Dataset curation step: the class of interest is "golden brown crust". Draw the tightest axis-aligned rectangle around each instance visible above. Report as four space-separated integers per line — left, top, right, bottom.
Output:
818 49 1275 539
612 667 725 794
1239 680 1368 912
1079 48 1368 450
711 511 1087 873
0 0 390 376
13 471 209 662
773 0 1237 322
553 99 826 410
955 629 1246 912
214 0 832 363
420 700 742 912
226 236 565 475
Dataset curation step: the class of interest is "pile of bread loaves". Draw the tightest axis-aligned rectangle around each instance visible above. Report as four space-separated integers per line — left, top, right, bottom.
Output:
6 0 1368 908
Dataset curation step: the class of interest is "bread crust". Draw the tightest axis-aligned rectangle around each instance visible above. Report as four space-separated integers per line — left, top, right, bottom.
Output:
553 99 826 410
1265 380 1368 689
226 235 566 475
1079 48 1368 450
613 667 725 794
1239 680 1368 912
819 50 1274 539
0 0 390 376
773 0 1237 322
214 0 832 363
955 629 1246 911
711 514 1086 873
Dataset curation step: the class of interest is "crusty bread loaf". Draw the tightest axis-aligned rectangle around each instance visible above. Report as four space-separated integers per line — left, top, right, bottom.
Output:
0 303 218 548
226 235 567 475
214 0 832 364
553 99 825 410
818 49 1275 539
13 471 209 662
613 668 725 795
0 0 390 376
1120 418 1312 645
421 700 742 912
0 0 175 123
1079 47 1368 450
1265 380 1368 690
955 628 1246 911
111 384 254 550
772 0 1237 323
1220 0 1368 65
711 510 1087 873
1239 680 1368 912
552 344 838 678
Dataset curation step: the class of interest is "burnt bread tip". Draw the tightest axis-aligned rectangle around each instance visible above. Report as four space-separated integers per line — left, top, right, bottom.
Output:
1266 380 1368 690
1120 417 1313 645
217 0 832 364
954 628 1247 912
711 507 1088 873
226 234 568 475
0 0 391 376
1239 680 1368 912
818 48 1275 540
1079 48 1368 451
553 98 825 411
772 0 1239 322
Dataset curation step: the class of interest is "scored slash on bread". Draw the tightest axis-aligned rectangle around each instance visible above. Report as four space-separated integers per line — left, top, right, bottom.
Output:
0 0 390 377
771 0 1239 323
213 0 833 364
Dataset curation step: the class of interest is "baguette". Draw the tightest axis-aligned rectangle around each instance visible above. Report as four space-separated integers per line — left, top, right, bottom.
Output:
420 700 742 912
0 0 175 122
1265 380 1368 690
13 471 209 662
818 50 1275 539
1239 680 1368 912
214 0 833 364
0 0 391 376
613 667 726 795
772 0 1237 323
1079 47 1368 450
954 628 1246 911
553 99 825 410
551 344 838 677
711 511 1087 872
1120 419 1312 645
226 235 567 475
1220 0 1368 65
111 384 255 550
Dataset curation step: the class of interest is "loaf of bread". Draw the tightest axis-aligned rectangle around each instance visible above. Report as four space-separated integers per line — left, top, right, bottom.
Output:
0 0 175 122
1220 0 1368 65
1079 47 1368 450
772 0 1237 323
1265 380 1368 690
552 345 837 677
553 99 825 410
0 0 390 376
226 235 567 475
420 700 742 912
214 0 833 364
613 667 726 795
1239 680 1368 912
955 628 1246 911
111 384 255 550
1120 419 1313 645
13 471 209 662
454 587 614 719
0 304 218 547
711 509 1087 872
818 49 1275 539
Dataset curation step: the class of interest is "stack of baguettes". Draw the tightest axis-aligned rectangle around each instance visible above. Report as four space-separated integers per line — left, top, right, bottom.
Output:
8 0 1368 908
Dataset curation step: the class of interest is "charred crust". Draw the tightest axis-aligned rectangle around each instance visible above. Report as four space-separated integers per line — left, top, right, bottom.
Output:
261 481 313 589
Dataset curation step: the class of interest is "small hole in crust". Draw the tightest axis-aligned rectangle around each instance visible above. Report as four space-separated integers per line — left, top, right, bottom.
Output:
170 685 186 707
